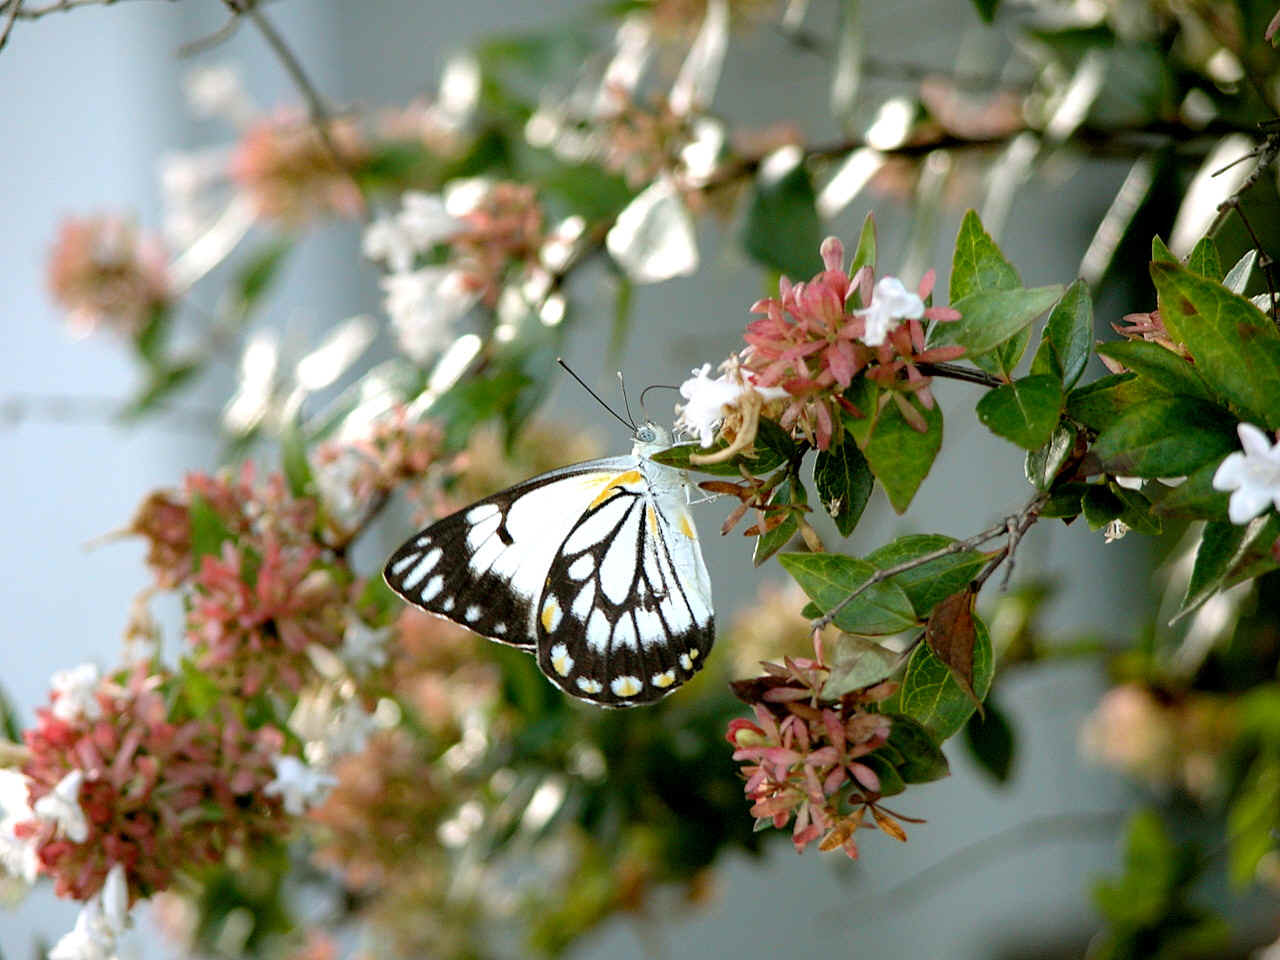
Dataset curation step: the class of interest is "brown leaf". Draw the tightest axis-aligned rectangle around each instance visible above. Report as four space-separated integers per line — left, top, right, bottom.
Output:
871 805 908 842
924 586 984 717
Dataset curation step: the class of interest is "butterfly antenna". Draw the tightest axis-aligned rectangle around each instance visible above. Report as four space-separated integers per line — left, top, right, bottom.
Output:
557 358 635 432
638 383 680 418
616 371 638 428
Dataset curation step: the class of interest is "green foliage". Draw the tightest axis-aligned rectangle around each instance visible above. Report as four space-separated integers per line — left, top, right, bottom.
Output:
1094 339 1216 403
1025 421 1079 491
813 440 874 536
741 159 822 279
873 714 950 783
1091 395 1236 478
1031 278 1093 390
779 552 917 635
950 210 1020 302
862 535 993 617
963 696 1015 784
753 474 806 566
187 492 234 569
975 374 1064 450
933 285 1064 363
653 417 795 477
881 616 994 741
821 635 900 698
844 379 943 513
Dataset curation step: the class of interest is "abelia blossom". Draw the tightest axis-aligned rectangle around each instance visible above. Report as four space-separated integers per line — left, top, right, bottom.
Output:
49 863 129 960
33 770 90 844
50 664 103 724
0 769 38 883
382 266 477 363
263 755 337 816
675 361 785 448
46 215 171 337
1212 422 1280 524
855 276 924 347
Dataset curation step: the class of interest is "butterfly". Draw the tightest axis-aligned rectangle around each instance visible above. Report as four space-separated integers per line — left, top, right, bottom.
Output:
383 420 714 706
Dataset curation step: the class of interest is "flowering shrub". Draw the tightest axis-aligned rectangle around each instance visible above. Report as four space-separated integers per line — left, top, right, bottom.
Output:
6 0 1280 957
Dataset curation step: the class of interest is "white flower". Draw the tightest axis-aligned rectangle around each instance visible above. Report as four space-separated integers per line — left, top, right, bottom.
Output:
363 192 461 273
342 614 390 676
1212 423 1280 524
289 688 374 765
675 364 748 447
184 65 254 125
0 769 38 883
50 663 101 723
363 216 417 273
263 755 337 816
854 276 924 347
382 266 477 363
34 770 89 843
48 864 129 960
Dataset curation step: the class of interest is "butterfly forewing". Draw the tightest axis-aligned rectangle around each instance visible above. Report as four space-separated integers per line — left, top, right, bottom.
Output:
534 465 714 706
383 457 638 647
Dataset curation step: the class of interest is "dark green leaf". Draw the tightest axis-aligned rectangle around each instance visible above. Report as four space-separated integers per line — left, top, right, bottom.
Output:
1040 482 1087 519
1081 483 1161 535
843 379 943 513
964 697 1015 784
1150 260 1280 430
1108 482 1162 535
970 0 999 24
1222 514 1280 589
188 492 233 568
813 441 874 536
1030 278 1093 389
537 161 634 221
0 682 20 742
975 374 1064 450
881 615 994 741
119 362 200 421
883 714 950 783
863 534 992 617
778 552 918 635
1025 421 1079 491
950 209 1020 302
1177 521 1247 619
741 159 822 279
1095 339 1215 403
134 305 173 371
653 417 794 477
1065 372 1152 433
821 635 900 698
1186 237 1222 280
753 476 804 566
1092 395 1235 477
1149 461 1231 520
857 752 906 797
233 239 293 315
934 285 1064 358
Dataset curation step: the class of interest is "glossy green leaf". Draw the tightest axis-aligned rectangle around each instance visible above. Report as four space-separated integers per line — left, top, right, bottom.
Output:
778 552 917 635
1186 236 1222 280
821 635 900 698
1092 395 1235 477
654 417 794 477
741 158 822 279
881 616 994 741
1095 339 1215 403
1025 421 1079 491
882 714 950 783
813 441 874 536
1151 234 1177 264
1065 372 1154 433
863 534 992 617
1030 278 1093 389
949 209 1019 302
843 380 943 514
1040 482 1087 519
975 374 1064 450
1150 260 1280 430
1082 483 1161 535
1150 461 1231 520
857 752 906 797
964 696 1015 784
753 475 804 566
1177 521 1247 619
1108 482 1162 535
935 285 1064 358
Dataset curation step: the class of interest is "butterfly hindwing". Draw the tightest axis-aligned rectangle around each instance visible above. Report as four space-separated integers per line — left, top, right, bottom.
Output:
383 457 638 648
534 464 714 706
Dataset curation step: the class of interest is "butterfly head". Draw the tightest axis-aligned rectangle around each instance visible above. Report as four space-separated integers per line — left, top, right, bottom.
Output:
632 421 673 458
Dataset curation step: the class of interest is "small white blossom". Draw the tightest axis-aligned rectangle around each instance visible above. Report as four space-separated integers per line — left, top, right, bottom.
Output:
289 687 374 766
363 192 461 273
676 364 748 447
0 769 38 883
48 864 129 960
382 266 477 363
1212 422 1280 524
184 65 255 125
1103 519 1129 543
263 755 337 816
342 614 391 676
50 663 102 723
854 276 924 347
34 770 89 843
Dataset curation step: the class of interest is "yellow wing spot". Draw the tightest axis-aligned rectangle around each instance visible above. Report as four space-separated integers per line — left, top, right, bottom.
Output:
678 511 696 541
689 648 700 660
611 675 642 697
646 505 658 534
551 650 573 676
588 470 644 509
540 598 559 632
679 653 693 671
652 670 676 689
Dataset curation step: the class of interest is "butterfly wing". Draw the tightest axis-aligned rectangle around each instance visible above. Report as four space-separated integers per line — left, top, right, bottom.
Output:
383 457 639 647
534 462 714 706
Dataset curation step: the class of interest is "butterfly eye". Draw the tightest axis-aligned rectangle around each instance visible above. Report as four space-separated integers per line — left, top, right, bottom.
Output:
636 425 656 443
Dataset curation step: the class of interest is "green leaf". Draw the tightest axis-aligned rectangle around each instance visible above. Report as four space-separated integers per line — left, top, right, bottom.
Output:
1151 235 1177 264
881 616 994 741
1222 513 1280 589
119 362 200 420
1109 482 1162 535
882 714 950 783
1092 395 1236 477
1030 278 1093 389
1227 757 1280 887
863 534 992 617
934 285 1064 358
847 212 877 306
964 697 1015 784
536 160 634 221
428 366 535 450
950 209 1020 303
741 157 822 279
1025 421 1079 491
0 682 20 742
1081 483 1161 535
821 635 900 698
753 476 804 566
1149 461 1231 520
1040 482 1087 519
1065 372 1151 433
975 374 1064 450
1095 339 1216 403
233 239 293 316
970 0 999 22
653 417 795 477
1177 521 1247 619
857 752 906 797
188 492 233 568
134 305 173 371
843 379 943 513
813 441 874 536
280 416 314 500
1150 260 1280 430
1186 236 1222 280
778 552 918 635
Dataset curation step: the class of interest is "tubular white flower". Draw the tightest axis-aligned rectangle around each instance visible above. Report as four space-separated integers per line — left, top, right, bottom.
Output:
34 770 89 843
381 266 477 363
50 663 102 723
342 614 391 676
675 363 746 447
263 755 337 816
1212 422 1280 524
0 769 38 883
854 276 925 347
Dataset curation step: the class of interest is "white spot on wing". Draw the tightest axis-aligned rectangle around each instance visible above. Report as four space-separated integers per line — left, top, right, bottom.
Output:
612 614 637 650
493 623 507 635
576 677 603 694
390 552 422 576
414 535 432 548
466 503 501 524
634 607 664 646
679 653 693 671
651 670 675 688
441 596 455 612
587 609 611 654
421 575 444 601
610 675 642 698
549 643 574 676
568 554 594 581
571 581 596 621
465 605 482 623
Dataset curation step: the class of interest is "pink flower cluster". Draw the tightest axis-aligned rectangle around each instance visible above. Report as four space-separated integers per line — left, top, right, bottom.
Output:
17 666 286 902
46 215 171 337
742 237 963 447
727 656 910 859
447 181 546 309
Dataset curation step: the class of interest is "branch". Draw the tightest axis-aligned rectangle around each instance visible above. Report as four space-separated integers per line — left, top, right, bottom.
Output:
915 361 1003 389
0 0 21 52
0 0 176 19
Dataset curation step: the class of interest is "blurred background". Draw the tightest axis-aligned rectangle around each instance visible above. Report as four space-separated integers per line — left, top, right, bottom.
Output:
0 0 1271 957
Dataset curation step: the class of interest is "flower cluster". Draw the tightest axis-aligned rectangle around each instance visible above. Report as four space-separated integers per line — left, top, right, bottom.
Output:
46 215 172 338
726 655 910 859
1104 307 1189 362
13 665 287 903
678 235 962 451
229 109 368 225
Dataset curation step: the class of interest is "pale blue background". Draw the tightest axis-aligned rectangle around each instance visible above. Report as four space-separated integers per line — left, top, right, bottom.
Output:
0 1 1152 957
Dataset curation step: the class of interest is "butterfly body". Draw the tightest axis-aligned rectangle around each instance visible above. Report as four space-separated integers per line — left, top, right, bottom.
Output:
383 424 714 706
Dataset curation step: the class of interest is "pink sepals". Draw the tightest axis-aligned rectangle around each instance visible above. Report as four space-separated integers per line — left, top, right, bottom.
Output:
918 268 936 300
823 766 848 796
925 306 961 323
823 710 846 754
850 762 881 793
820 236 845 273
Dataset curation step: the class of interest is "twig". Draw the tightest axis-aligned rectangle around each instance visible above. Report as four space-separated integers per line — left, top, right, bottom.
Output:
1205 131 1280 321
0 0 175 19
915 361 1003 389
177 11 240 58
0 0 21 52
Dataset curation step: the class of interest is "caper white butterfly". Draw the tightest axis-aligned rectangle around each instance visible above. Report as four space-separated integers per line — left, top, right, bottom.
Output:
384 420 714 706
